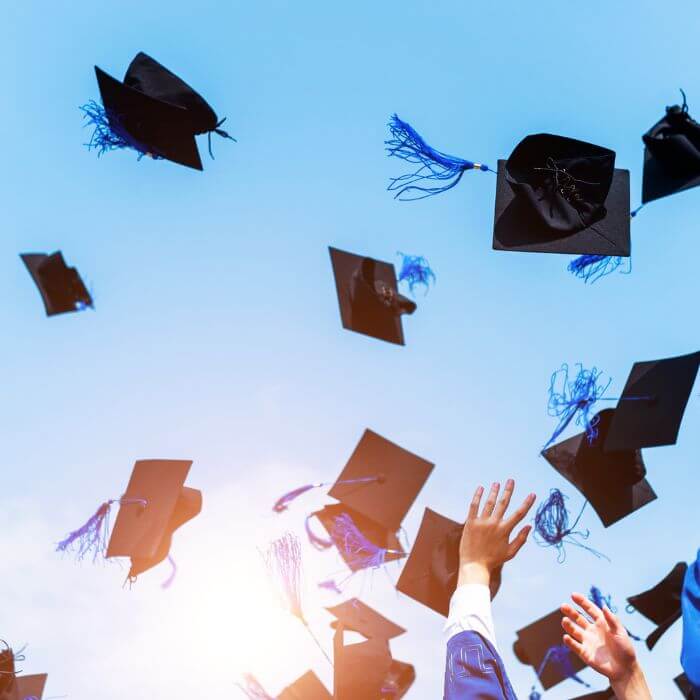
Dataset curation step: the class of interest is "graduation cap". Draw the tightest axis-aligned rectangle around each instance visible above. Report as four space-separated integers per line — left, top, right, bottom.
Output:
0 643 17 700
86 52 234 170
674 673 694 699
278 671 332 700
493 134 630 256
542 409 657 527
641 90 700 205
513 609 589 690
329 247 416 346
395 508 462 617
603 352 700 452
12 674 47 700
21 252 92 316
56 459 201 582
333 625 413 699
626 562 688 649
326 598 406 640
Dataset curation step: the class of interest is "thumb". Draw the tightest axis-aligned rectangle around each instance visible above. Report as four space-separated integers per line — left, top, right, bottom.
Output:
507 525 531 560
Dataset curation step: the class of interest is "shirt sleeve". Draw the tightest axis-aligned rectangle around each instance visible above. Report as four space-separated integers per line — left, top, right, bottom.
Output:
444 583 498 649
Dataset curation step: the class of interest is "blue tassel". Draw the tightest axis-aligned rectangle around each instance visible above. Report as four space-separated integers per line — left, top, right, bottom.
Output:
305 514 333 551
237 674 274 700
329 513 404 571
55 501 113 562
272 476 382 513
534 489 608 563
589 585 613 611
568 255 631 284
397 252 436 295
207 117 237 160
386 114 492 200
537 644 590 687
161 555 177 590
528 688 542 700
80 101 161 160
545 364 611 449
265 532 305 623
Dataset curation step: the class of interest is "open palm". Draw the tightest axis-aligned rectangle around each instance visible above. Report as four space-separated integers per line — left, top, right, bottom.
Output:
561 593 636 682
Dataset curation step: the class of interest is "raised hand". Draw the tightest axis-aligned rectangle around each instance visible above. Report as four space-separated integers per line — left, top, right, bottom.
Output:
458 479 536 588
561 593 652 700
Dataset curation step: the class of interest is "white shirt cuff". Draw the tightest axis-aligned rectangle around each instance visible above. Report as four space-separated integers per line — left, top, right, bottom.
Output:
443 583 497 649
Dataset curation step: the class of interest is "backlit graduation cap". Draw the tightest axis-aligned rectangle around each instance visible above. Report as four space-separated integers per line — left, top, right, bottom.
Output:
326 599 406 640
603 352 700 452
396 508 462 617
12 675 47 700
626 562 688 649
333 626 414 700
278 671 332 700
674 674 694 699
513 609 589 691
84 52 234 170
328 247 416 346
56 459 201 583
641 90 700 205
0 643 17 700
542 409 657 527
20 252 92 316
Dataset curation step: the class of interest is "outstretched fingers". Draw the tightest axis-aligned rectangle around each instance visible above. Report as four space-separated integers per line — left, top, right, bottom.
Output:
562 634 585 660
504 491 537 531
561 603 591 632
467 485 485 520
601 604 623 634
571 592 604 623
480 482 500 518
506 524 531 559
492 478 515 519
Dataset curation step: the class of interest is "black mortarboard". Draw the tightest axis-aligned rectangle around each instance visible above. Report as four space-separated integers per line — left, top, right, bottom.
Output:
604 352 700 452
674 673 694 698
493 133 630 256
326 598 406 640
626 562 687 650
21 252 92 317
333 626 394 700
542 409 657 527
313 504 405 572
278 671 331 700
513 609 588 690
94 52 232 170
106 459 202 580
396 508 463 617
12 675 47 700
329 247 416 346
570 689 614 700
329 429 434 534
641 93 700 204
384 658 416 699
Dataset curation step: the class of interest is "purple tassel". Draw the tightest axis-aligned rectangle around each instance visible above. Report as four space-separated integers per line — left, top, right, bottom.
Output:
273 483 318 513
318 578 343 594
56 501 114 562
305 514 334 550
537 644 590 687
161 555 178 590
265 532 305 622
237 674 274 700
529 688 542 700
330 513 403 571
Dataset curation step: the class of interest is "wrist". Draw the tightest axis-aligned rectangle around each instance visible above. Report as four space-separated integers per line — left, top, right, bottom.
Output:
457 562 491 588
611 661 651 700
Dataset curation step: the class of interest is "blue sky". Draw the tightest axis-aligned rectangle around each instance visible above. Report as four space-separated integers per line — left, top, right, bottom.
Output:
1 1 698 698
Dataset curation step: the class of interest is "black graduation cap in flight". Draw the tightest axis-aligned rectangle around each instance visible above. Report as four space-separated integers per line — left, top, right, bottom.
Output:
12 675 48 700
641 91 700 205
674 673 694 698
513 608 589 690
89 52 234 170
277 671 331 700
326 598 406 640
626 562 688 650
542 409 657 527
603 351 700 452
106 460 202 580
20 252 92 316
329 247 417 346
0 643 17 700
493 133 630 257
